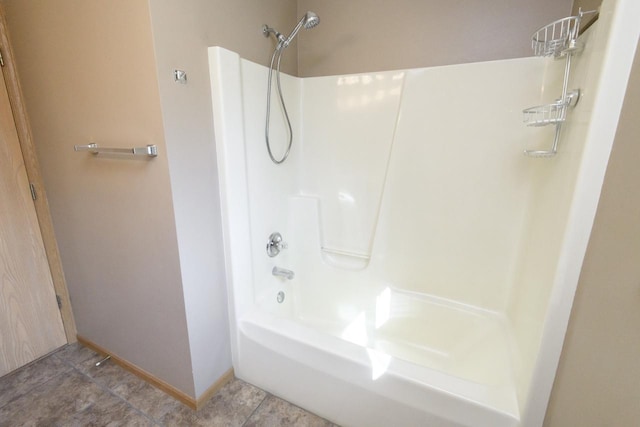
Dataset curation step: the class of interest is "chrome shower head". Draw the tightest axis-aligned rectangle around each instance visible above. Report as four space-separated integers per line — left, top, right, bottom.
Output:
262 11 320 49
283 11 320 47
303 11 320 29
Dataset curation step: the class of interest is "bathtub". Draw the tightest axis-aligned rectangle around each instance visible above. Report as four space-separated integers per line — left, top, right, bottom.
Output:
232 191 520 426
208 2 639 424
240 287 519 427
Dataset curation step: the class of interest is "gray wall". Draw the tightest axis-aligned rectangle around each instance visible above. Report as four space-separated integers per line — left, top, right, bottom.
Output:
296 0 573 76
1 0 195 396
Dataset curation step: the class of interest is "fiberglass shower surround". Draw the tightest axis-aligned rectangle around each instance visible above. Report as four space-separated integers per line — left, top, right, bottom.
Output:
208 3 638 425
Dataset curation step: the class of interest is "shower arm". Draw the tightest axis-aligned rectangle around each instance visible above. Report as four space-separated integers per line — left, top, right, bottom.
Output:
262 25 286 46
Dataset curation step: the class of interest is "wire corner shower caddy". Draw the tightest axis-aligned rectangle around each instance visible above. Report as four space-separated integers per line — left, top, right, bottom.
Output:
522 8 597 157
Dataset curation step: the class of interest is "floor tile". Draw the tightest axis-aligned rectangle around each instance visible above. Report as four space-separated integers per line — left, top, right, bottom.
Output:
0 347 337 427
243 394 336 427
77 355 142 391
57 393 155 427
109 369 151 401
123 381 184 423
0 354 71 409
54 343 99 367
159 379 267 427
0 369 110 427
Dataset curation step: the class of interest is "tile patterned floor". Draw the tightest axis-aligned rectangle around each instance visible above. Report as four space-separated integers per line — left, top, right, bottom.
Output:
0 344 338 427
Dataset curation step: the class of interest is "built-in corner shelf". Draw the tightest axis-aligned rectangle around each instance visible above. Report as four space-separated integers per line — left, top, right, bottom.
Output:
522 8 597 157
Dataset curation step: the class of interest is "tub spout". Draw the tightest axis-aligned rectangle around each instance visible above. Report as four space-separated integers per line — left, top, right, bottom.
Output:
272 266 295 280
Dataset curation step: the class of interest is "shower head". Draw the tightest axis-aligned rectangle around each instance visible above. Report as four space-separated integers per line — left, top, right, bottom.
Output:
302 11 320 29
283 11 320 47
263 11 319 49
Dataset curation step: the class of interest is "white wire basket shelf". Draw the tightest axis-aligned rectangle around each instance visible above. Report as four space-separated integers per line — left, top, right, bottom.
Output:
523 90 579 127
521 8 595 157
531 16 581 57
523 100 568 127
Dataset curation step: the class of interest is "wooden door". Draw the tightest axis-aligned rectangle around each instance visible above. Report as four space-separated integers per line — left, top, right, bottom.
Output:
0 64 66 377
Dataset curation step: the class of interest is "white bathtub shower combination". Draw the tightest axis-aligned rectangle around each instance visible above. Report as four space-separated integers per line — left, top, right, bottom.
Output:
208 2 639 426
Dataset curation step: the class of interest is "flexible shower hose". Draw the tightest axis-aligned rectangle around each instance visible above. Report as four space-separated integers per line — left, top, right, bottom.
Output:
265 45 293 164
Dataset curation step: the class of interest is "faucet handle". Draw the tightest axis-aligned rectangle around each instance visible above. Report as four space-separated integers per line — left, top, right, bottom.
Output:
266 232 287 257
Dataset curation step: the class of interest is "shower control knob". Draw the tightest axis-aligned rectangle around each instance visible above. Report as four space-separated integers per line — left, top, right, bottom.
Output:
266 232 288 257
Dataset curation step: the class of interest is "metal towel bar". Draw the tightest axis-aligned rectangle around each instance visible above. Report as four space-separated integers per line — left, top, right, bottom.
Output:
74 143 158 157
